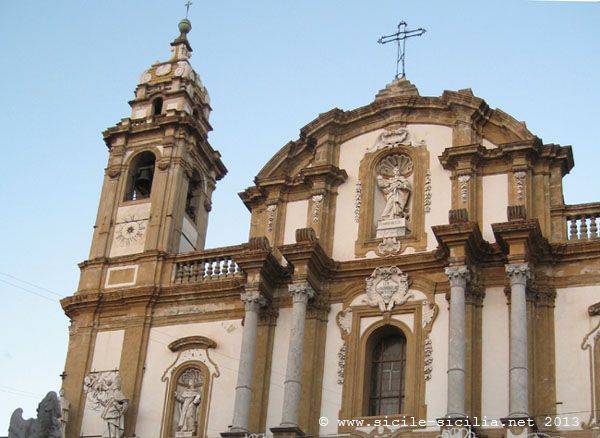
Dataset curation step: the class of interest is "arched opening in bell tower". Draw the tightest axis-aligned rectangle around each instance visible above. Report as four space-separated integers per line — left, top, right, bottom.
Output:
124 151 156 201
185 170 203 222
152 97 164 115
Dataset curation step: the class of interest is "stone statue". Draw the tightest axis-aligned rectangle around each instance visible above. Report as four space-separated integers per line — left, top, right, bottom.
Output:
376 158 412 220
375 154 414 254
174 370 203 436
59 388 70 438
99 375 128 438
83 371 129 438
8 391 62 438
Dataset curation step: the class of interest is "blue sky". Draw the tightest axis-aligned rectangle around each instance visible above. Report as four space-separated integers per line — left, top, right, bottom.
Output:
1 0 599 430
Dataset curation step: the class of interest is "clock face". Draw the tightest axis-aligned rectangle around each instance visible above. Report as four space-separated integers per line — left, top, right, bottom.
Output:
115 216 146 247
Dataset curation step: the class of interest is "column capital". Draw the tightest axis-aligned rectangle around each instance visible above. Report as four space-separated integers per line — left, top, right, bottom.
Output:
240 292 267 312
505 263 531 286
288 282 315 304
445 265 470 288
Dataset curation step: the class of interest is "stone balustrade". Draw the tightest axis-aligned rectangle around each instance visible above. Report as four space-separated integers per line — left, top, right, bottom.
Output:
565 203 600 241
173 245 243 283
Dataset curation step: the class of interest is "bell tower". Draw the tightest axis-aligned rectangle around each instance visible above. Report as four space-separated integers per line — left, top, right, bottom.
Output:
87 18 226 266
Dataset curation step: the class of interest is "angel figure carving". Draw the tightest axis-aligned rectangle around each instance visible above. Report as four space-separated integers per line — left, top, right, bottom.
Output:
8 391 62 438
376 154 413 220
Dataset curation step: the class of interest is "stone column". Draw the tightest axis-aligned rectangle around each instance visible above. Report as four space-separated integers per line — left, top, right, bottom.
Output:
279 282 315 428
505 263 531 418
228 292 266 434
445 265 470 419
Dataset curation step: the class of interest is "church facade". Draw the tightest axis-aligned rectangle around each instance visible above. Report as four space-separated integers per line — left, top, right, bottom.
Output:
59 19 600 438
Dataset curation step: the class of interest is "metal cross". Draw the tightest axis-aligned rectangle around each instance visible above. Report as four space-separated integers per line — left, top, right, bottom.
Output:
378 21 426 79
185 1 193 18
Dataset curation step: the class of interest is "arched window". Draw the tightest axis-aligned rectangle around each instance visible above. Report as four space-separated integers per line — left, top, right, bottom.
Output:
124 151 156 201
185 171 203 222
366 326 407 416
152 97 163 115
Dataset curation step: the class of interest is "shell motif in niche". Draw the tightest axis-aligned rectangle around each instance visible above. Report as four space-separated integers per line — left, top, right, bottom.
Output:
376 154 414 178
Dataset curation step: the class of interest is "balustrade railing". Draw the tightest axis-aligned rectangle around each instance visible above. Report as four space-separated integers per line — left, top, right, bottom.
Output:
172 245 244 284
565 203 600 241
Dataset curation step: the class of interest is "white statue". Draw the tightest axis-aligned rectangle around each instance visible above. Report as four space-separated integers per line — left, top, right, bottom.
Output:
377 162 412 220
174 376 202 434
99 375 128 438
59 388 70 438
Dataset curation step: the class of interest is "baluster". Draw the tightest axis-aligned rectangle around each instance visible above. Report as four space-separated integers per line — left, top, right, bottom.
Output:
210 258 217 279
219 257 227 278
591 215 599 240
568 216 577 240
214 258 221 277
226 258 232 276
191 261 198 282
182 263 190 283
202 260 209 279
176 263 184 283
215 258 221 277
580 215 589 240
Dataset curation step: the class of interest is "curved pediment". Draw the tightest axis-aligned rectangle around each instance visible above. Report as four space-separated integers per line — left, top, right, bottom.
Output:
240 78 571 263
253 79 535 187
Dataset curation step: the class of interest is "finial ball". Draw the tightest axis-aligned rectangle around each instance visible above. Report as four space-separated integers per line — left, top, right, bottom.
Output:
178 18 192 35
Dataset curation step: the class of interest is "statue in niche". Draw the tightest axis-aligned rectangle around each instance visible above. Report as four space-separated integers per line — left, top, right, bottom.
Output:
173 368 203 436
375 154 413 254
376 154 413 220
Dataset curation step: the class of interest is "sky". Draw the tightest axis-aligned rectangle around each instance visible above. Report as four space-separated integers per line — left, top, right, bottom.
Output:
0 0 599 430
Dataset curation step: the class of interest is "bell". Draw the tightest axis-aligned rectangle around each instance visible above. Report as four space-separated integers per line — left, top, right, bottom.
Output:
134 165 154 198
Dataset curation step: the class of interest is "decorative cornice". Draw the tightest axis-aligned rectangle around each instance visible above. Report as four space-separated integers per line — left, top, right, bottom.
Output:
279 231 334 290
438 140 573 176
492 218 553 264
168 335 217 352
432 221 491 267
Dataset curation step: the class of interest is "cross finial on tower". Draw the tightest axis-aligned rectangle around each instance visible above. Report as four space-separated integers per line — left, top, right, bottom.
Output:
185 1 193 18
378 21 426 79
